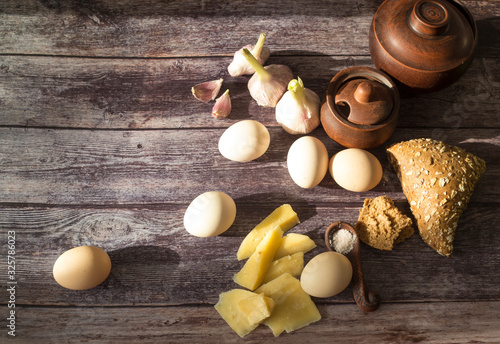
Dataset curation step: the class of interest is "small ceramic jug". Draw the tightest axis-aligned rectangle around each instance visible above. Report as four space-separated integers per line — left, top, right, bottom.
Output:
369 0 477 93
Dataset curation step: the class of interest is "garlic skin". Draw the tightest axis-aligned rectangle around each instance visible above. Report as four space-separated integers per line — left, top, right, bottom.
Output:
212 89 231 119
241 48 293 108
275 77 320 134
228 33 271 77
192 79 223 103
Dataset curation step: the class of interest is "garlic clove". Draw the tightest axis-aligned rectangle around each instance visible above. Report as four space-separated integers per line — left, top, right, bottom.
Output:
228 33 271 77
212 89 231 119
241 48 293 108
192 78 223 103
276 77 321 134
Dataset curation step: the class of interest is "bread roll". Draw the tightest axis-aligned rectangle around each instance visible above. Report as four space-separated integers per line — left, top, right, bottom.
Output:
387 138 485 257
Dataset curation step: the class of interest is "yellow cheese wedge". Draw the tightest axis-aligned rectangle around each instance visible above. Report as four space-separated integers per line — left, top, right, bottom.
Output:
256 273 321 337
274 233 317 260
237 204 299 261
237 293 275 325
233 227 284 291
214 289 260 338
262 252 304 284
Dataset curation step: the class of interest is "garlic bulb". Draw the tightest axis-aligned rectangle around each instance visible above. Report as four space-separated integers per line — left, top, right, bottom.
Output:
241 48 293 108
275 77 321 134
192 79 223 103
212 89 231 119
228 33 271 77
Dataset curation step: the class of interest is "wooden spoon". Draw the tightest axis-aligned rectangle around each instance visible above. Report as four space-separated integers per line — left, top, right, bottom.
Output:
325 221 381 312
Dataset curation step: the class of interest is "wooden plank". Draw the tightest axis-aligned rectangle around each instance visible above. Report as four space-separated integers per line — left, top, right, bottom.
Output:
13 302 500 343
477 16 500 57
0 127 497 205
0 0 376 57
0 55 498 129
1 201 498 306
1 0 498 341
0 0 497 58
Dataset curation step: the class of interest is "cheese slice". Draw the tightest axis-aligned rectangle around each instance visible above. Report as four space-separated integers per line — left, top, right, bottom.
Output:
214 289 260 338
237 293 275 325
233 227 283 290
273 233 316 260
262 252 304 284
237 204 299 261
256 273 321 337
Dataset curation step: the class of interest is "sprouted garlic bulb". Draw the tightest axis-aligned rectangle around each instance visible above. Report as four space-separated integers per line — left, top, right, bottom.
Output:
228 33 271 77
241 48 293 108
275 77 321 134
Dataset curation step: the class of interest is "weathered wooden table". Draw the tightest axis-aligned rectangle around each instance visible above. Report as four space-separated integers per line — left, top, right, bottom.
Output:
1 1 499 343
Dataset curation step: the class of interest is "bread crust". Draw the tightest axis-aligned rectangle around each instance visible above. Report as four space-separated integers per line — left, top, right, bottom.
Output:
387 138 486 257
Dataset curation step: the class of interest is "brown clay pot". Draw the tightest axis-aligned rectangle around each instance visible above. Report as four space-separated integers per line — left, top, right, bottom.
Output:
320 67 400 149
369 0 478 93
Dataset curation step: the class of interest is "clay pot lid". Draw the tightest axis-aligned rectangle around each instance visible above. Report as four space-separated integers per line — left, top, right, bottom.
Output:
321 66 399 148
335 78 393 125
372 0 475 72
325 66 399 130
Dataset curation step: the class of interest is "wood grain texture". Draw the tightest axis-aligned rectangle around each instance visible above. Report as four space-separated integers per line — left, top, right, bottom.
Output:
1 0 500 342
0 201 498 306
14 302 500 343
0 0 378 57
0 127 497 205
0 0 498 58
0 55 498 129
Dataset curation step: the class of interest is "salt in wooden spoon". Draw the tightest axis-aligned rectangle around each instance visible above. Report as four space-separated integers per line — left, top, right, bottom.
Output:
325 221 381 312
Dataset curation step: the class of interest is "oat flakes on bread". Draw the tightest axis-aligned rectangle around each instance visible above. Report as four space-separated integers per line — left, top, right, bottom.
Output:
387 138 486 257
355 195 414 251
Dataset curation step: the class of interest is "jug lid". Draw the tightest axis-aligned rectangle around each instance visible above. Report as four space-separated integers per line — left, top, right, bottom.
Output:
371 0 475 72
335 78 393 125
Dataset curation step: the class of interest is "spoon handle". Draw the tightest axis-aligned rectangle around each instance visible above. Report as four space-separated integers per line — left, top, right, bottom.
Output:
348 244 381 312
325 221 381 312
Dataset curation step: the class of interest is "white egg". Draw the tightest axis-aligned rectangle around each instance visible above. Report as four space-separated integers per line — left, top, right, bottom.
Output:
287 136 329 188
218 120 270 162
330 148 383 192
300 251 353 298
183 191 237 237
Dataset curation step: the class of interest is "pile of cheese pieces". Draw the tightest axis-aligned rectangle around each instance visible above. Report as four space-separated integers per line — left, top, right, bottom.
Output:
214 204 320 337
